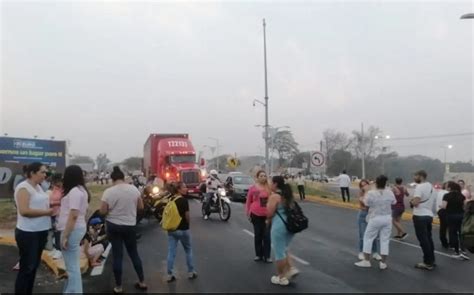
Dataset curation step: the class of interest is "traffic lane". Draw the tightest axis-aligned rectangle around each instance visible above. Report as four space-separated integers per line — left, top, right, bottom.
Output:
108 200 357 293
293 201 473 293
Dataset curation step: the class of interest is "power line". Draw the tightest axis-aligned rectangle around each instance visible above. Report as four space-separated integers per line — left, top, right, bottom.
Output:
389 132 474 141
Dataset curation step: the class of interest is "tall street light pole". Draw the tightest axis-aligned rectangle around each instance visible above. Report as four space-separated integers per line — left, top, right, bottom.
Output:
263 18 270 176
442 144 453 174
253 19 270 175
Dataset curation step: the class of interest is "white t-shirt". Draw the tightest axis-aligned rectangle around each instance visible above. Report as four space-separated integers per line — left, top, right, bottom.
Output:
57 186 88 231
296 176 305 186
102 183 140 226
436 189 448 213
338 174 351 188
413 182 435 217
14 181 52 232
365 189 396 218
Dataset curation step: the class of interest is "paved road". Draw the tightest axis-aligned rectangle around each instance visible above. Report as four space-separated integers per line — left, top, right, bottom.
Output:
2 199 473 293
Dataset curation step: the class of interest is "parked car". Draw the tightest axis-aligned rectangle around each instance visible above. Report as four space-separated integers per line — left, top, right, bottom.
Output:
309 174 329 183
224 174 255 202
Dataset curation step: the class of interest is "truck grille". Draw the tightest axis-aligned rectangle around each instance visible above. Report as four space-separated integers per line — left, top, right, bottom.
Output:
181 171 200 185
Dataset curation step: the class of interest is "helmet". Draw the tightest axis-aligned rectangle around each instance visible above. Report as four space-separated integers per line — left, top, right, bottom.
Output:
210 170 218 176
89 217 103 226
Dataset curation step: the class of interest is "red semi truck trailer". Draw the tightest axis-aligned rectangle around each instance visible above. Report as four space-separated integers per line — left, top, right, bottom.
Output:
143 134 204 194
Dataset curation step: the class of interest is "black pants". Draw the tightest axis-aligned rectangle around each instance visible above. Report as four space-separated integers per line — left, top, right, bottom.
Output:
15 229 48 295
447 213 464 254
340 187 350 202
106 222 144 286
203 193 214 216
251 214 271 260
413 216 435 265
297 185 305 200
438 209 449 248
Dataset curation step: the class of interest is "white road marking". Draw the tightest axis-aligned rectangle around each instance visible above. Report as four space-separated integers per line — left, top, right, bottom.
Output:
391 239 453 258
90 243 112 276
242 229 310 266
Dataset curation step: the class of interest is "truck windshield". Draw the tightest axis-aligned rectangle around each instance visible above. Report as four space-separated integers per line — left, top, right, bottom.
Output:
169 155 196 164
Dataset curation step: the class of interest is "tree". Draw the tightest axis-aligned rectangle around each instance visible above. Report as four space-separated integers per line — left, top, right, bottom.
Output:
323 129 351 166
96 153 111 172
290 152 311 169
327 149 353 176
70 154 94 165
122 157 143 171
351 125 382 159
271 130 299 167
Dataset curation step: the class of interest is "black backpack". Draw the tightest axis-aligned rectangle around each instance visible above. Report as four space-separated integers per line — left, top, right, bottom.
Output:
277 201 308 234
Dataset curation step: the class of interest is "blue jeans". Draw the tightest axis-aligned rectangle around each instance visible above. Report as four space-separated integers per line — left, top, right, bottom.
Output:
61 227 86 294
106 221 144 286
357 210 379 253
167 230 195 275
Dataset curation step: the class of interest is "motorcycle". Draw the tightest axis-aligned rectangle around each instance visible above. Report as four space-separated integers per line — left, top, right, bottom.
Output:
137 185 171 223
201 187 231 221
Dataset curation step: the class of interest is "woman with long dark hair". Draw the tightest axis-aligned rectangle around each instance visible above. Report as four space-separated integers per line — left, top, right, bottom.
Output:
14 162 53 294
266 176 298 286
57 165 90 293
100 166 147 293
245 170 272 262
441 181 469 260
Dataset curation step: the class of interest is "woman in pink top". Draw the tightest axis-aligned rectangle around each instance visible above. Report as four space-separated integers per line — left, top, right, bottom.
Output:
57 165 90 293
48 173 63 255
245 170 272 262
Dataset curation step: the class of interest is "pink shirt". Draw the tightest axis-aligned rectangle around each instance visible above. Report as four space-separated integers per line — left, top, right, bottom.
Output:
57 186 88 231
49 188 63 216
245 185 270 217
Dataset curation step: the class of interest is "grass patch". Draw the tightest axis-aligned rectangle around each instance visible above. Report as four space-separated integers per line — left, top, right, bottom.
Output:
86 184 109 216
290 182 359 205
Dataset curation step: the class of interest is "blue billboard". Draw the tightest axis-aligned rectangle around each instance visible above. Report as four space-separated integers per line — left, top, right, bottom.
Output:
0 137 66 168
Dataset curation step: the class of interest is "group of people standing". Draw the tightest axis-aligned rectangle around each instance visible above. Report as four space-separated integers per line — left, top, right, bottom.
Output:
354 169 472 270
245 171 300 286
14 162 91 294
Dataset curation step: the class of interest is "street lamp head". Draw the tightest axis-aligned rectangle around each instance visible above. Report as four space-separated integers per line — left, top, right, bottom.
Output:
448 145 453 149
385 135 391 139
461 13 474 19
374 135 379 139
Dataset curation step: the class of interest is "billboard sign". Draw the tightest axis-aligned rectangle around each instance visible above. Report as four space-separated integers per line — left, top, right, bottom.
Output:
0 137 66 168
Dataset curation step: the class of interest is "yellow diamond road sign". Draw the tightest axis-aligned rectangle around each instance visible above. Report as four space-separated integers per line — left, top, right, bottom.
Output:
228 157 239 168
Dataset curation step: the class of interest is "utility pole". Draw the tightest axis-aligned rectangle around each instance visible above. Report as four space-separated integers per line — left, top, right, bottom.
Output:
263 18 270 176
361 122 366 179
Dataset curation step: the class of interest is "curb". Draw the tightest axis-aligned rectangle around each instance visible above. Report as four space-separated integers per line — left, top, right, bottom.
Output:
305 194 440 225
0 234 87 278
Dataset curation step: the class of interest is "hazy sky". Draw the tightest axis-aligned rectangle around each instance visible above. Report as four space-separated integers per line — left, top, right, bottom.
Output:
1 0 473 163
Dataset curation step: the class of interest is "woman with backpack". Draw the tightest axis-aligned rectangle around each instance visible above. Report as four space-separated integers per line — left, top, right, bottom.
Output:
266 176 299 286
441 181 469 260
100 166 147 293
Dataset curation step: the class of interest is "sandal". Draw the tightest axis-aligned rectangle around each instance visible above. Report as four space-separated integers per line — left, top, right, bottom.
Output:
134 282 148 290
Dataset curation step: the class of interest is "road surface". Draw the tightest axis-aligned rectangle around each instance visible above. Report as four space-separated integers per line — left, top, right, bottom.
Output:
1 199 473 293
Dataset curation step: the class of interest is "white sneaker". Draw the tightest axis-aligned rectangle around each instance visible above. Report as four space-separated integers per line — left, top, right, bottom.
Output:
284 267 300 279
358 252 365 260
372 253 382 261
204 215 209 220
379 262 388 270
51 249 62 260
271 275 289 286
354 260 371 268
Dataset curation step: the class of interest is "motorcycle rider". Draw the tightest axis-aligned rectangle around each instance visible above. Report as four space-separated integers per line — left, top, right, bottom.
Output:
203 170 223 220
